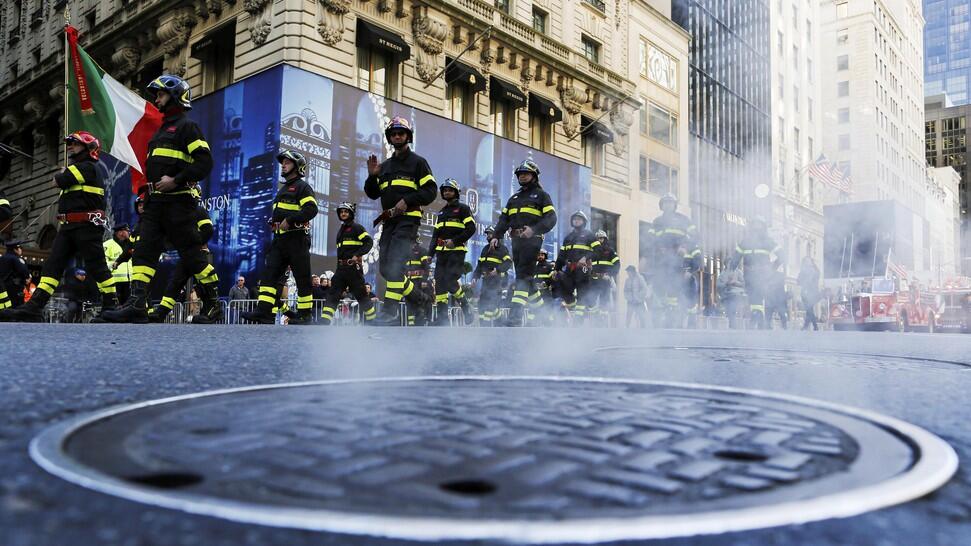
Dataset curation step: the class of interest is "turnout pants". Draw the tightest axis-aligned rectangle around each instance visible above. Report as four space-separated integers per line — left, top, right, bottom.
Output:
322 265 375 323
509 236 542 317
254 232 313 317
378 218 424 312
744 267 770 328
433 251 468 304
156 248 218 316
477 274 503 323
129 198 218 307
559 265 594 320
33 224 115 310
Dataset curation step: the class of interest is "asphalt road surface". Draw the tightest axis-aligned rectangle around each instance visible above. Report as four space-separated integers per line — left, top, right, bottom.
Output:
2 324 970 545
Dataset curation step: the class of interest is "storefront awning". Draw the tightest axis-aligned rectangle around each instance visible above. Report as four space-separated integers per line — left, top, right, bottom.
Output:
446 58 487 93
489 77 527 109
356 19 410 62
581 116 614 142
529 93 563 123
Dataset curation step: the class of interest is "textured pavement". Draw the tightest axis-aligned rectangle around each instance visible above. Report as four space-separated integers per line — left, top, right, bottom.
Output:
3 324 971 545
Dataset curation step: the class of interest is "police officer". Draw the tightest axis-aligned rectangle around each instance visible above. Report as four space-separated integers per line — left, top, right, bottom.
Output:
1 132 117 322
146 204 216 322
428 179 476 326
590 229 620 325
102 75 220 323
473 225 511 325
104 223 133 304
646 193 698 328
0 240 28 310
320 203 375 325
364 116 437 325
732 215 782 329
241 150 319 325
492 160 557 326
553 211 597 325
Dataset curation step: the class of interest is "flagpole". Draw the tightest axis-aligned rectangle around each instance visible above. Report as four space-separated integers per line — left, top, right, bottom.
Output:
63 8 70 169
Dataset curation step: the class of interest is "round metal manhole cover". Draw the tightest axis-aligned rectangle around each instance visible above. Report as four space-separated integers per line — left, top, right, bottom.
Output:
594 346 971 372
31 377 957 543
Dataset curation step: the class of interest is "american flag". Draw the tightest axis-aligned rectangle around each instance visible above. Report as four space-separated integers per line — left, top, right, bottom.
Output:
808 154 851 193
886 258 908 280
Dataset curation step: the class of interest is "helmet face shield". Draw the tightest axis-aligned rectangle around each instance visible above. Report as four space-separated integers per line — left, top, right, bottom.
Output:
147 75 192 109
276 150 307 176
385 116 413 145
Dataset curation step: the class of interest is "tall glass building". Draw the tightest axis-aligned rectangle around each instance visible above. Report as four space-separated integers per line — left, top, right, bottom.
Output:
925 0 971 104
671 1 772 263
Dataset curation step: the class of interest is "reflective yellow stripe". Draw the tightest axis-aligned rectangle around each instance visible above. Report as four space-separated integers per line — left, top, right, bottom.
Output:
197 219 213 229
338 240 363 247
160 296 176 309
186 139 210 154
379 179 419 190
564 244 592 251
463 216 474 224
435 245 467 251
67 165 85 183
151 147 193 163
517 206 542 216
386 280 406 289
0 199 9 206
404 210 422 217
358 231 369 240
62 184 105 196
133 265 156 276
259 286 278 295
298 295 312 302
542 205 555 214
259 295 276 304
274 202 301 211
299 195 317 207
419 174 435 185
485 257 503 263
442 221 465 229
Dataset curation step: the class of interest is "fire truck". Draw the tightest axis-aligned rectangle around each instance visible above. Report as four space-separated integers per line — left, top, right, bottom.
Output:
935 278 971 333
894 281 941 333
829 278 899 331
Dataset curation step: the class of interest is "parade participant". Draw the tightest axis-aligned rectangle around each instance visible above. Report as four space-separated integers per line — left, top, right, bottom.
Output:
427 179 475 326
492 160 556 326
732 215 782 329
553 210 597 325
145 205 218 323
1 132 116 322
364 116 437 325
473 226 511 325
101 75 220 323
530 248 555 324
646 194 698 328
590 229 620 324
104 223 133 304
319 203 376 325
0 240 28 310
241 150 318 325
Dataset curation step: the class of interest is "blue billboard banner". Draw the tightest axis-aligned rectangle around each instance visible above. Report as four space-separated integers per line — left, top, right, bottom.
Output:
102 64 590 295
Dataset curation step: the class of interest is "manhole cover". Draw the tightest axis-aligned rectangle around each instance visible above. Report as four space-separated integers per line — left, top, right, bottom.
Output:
595 346 971 372
31 377 956 543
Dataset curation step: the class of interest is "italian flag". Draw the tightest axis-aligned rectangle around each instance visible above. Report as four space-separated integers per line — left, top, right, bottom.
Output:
66 25 162 194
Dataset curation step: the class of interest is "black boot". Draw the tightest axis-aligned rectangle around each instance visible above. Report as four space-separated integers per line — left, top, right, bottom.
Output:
146 304 171 323
191 285 224 324
241 300 276 324
99 281 149 323
4 301 45 323
287 310 314 325
505 305 525 327
459 299 473 325
432 302 449 326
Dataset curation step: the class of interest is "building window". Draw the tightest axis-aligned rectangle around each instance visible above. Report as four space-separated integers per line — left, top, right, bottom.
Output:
591 208 619 250
583 133 606 175
792 45 799 70
778 116 786 145
495 0 509 14
795 168 802 197
193 21 236 95
837 2 848 18
807 58 813 83
583 0 607 13
446 79 474 124
357 46 399 100
837 28 849 44
648 103 677 148
648 159 677 195
491 101 516 139
532 7 547 33
793 85 799 111
838 108 850 123
639 101 648 135
778 159 786 188
808 136 814 159
582 35 600 64
529 112 552 152
839 134 850 150
838 161 852 178
639 155 648 191
808 98 813 120
793 127 800 151
837 54 849 70
837 81 849 97
778 31 784 56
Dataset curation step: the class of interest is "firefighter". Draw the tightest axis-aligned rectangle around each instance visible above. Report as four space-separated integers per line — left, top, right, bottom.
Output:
0 240 28 310
320 202 376 325
590 229 620 325
403 241 433 325
104 223 133 304
732 215 782 329
364 116 437 325
492 160 557 326
646 193 697 328
428 178 476 326
145 205 216 322
553 210 597 325
0 132 117 322
680 238 703 328
241 150 319 325
101 75 220 323
473 225 511 325
531 247 555 325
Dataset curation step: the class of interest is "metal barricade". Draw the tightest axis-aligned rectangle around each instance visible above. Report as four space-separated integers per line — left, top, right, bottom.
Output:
227 299 260 324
